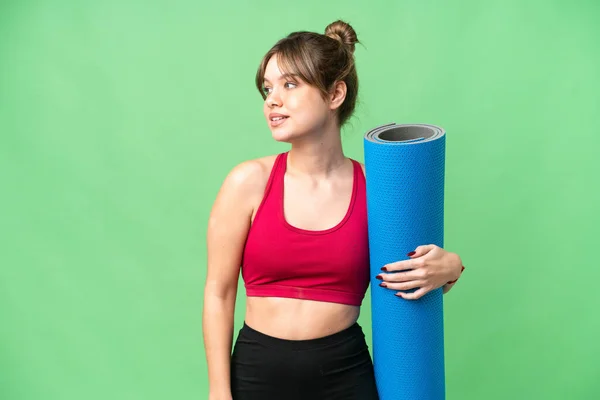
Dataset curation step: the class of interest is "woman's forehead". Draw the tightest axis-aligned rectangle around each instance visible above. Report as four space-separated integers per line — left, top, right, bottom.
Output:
264 58 298 83
263 57 284 81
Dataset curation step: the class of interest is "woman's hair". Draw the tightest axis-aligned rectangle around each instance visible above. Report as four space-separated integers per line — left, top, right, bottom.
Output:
255 20 360 127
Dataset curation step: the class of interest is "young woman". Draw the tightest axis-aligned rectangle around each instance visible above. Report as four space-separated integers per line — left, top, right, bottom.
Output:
203 20 465 400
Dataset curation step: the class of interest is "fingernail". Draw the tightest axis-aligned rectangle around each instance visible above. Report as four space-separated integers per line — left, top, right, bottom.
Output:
407 251 416 257
375 274 383 280
379 282 387 287
381 267 388 271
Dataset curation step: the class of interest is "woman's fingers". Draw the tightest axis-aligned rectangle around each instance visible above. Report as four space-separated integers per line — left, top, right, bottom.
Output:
375 269 434 300
379 280 423 291
396 287 429 300
382 257 424 272
376 268 424 284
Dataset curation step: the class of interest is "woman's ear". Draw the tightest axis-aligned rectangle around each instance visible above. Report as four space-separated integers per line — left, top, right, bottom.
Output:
328 81 347 111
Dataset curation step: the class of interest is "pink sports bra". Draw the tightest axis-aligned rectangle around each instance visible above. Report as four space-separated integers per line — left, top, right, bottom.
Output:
241 152 370 306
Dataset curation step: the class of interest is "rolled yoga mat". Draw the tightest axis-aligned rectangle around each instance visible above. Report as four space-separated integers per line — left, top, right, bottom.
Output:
364 123 446 400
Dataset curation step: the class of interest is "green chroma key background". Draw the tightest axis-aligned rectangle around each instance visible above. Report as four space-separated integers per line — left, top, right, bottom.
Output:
1 1 599 399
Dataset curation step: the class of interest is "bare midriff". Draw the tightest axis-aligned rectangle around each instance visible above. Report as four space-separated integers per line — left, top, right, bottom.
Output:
244 296 360 340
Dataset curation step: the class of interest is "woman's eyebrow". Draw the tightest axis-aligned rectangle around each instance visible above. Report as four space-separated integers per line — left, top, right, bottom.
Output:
263 73 298 84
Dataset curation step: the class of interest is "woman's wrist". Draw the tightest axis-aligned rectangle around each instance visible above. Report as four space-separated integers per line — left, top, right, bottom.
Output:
447 265 465 284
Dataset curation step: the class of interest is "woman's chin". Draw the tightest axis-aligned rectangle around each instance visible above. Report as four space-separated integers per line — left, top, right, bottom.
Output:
271 129 295 143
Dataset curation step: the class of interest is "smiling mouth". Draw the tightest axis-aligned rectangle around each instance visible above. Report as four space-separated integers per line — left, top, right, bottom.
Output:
270 116 288 127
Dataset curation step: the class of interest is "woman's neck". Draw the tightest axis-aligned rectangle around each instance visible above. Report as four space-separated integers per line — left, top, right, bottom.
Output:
287 124 347 177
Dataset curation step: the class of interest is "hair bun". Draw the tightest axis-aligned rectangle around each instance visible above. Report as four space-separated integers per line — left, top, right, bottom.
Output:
325 20 359 54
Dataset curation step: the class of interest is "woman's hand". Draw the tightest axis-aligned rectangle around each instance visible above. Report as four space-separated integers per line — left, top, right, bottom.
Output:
376 244 464 300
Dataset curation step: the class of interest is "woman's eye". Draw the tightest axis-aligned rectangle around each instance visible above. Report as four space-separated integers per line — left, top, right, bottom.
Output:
285 82 297 89
262 87 272 95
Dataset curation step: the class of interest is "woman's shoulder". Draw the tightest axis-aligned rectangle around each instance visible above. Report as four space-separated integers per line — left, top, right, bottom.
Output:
211 154 280 220
220 154 280 198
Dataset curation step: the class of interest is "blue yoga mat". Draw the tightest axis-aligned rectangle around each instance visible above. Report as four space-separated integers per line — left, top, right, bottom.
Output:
364 123 446 400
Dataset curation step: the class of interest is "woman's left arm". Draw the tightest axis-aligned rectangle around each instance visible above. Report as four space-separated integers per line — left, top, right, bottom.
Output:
376 245 465 300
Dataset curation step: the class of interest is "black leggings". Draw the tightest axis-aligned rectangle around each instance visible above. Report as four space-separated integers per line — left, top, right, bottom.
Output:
230 321 379 400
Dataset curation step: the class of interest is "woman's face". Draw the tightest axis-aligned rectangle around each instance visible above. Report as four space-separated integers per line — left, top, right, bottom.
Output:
262 55 332 143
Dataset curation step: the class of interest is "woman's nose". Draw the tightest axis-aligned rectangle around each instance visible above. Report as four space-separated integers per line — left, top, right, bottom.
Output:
267 90 282 108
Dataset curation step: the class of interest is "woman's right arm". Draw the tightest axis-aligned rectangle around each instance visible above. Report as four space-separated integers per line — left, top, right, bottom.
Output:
203 161 264 400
